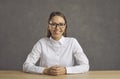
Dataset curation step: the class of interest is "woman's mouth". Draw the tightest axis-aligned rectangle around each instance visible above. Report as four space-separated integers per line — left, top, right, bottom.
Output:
54 30 61 35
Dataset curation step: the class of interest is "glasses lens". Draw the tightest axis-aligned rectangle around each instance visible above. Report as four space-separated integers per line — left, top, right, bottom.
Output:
49 23 65 27
59 23 65 26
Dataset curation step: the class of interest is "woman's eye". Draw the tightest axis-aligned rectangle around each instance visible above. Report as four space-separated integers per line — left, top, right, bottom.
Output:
51 23 56 26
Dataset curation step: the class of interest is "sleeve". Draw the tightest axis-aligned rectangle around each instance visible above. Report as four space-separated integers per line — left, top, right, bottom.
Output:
66 38 89 74
23 41 45 74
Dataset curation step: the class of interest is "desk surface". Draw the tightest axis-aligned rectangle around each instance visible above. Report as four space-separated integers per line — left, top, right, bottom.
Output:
0 70 120 79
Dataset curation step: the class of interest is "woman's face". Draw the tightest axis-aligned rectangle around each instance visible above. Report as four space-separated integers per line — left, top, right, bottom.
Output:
48 16 66 40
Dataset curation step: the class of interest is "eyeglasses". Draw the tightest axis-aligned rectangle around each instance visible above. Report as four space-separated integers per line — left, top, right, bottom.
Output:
49 23 66 28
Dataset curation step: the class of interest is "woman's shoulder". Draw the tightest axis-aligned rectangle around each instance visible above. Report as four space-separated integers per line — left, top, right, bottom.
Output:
39 37 49 41
64 37 77 41
64 37 78 44
36 37 49 43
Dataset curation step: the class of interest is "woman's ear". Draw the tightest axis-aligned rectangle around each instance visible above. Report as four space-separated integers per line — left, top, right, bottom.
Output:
62 27 67 36
48 25 50 30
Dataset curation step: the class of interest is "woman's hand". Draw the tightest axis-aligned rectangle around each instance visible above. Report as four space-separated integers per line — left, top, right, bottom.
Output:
43 65 66 76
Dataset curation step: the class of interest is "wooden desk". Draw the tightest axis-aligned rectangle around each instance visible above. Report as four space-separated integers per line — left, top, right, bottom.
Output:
0 70 120 79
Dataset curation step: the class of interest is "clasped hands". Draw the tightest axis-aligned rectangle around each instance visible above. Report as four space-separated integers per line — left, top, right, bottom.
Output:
43 65 66 76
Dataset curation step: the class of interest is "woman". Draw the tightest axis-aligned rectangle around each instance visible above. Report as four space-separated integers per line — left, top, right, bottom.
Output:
23 11 89 75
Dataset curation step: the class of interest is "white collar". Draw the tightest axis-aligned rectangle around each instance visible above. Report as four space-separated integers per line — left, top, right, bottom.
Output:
50 36 65 45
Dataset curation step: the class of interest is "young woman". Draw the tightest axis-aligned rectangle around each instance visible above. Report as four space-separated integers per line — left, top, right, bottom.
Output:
23 11 89 75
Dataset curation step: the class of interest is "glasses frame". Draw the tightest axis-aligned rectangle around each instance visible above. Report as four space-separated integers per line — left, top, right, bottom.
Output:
49 22 66 28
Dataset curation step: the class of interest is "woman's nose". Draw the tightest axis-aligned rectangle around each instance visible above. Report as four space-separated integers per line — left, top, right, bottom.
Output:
55 25 60 29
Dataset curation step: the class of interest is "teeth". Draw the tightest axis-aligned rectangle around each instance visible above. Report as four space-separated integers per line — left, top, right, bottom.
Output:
54 31 60 34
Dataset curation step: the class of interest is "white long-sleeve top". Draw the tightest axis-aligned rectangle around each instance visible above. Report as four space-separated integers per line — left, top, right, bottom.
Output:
23 36 89 74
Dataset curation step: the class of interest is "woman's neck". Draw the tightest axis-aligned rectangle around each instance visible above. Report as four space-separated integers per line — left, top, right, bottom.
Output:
52 36 62 41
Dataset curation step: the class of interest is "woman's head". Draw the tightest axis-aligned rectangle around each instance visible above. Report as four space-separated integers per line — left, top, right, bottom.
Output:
47 11 67 40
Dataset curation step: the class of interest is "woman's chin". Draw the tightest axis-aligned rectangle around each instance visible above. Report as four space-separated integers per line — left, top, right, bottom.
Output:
52 35 62 40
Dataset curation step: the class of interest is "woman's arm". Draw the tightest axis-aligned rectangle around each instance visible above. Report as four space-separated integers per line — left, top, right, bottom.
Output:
23 41 45 74
66 38 89 74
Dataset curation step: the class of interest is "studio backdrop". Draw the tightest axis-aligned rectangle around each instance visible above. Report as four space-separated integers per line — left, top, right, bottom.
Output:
0 0 120 70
